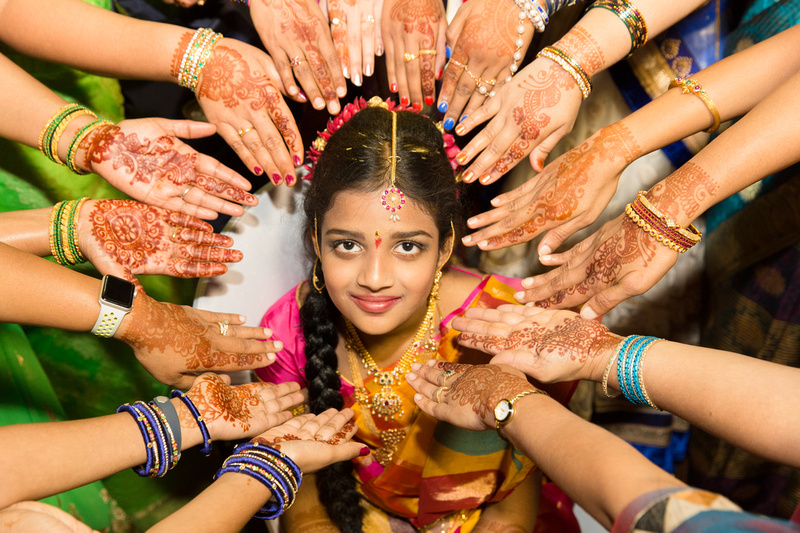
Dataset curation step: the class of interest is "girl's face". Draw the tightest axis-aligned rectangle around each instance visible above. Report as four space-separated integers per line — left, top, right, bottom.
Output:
315 189 450 338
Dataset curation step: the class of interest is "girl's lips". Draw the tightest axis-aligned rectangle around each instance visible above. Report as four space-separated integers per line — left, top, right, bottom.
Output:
350 294 401 314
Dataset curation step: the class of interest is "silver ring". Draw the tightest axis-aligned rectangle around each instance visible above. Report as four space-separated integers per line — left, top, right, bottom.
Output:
180 184 193 199
218 320 229 336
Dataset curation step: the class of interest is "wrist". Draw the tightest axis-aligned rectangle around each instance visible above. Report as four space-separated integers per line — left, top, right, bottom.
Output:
114 290 147 342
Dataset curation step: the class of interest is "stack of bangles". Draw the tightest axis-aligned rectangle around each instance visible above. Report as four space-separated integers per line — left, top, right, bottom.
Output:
602 335 662 410
215 441 303 519
49 197 89 266
117 396 183 478
625 190 702 253
177 27 223 92
537 46 592 100
587 0 648 57
38 103 114 174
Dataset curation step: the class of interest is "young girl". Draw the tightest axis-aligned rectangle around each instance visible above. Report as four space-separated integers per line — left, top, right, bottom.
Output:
255 98 575 532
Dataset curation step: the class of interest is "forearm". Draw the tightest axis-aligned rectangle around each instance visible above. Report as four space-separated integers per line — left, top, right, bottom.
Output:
646 68 800 227
601 341 800 467
0 0 183 83
149 472 269 533
473 469 540 532
504 395 682 529
0 207 52 256
621 25 800 157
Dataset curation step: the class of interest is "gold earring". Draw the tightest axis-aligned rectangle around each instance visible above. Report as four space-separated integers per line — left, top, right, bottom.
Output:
312 258 326 293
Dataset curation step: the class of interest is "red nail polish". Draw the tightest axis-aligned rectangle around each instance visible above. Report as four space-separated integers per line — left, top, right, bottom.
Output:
272 173 283 185
286 174 295 186
400 96 409 106
298 90 307 101
254 166 262 175
412 102 422 112
293 155 302 167
359 446 370 457
425 96 434 106
390 82 398 93
437 68 443 80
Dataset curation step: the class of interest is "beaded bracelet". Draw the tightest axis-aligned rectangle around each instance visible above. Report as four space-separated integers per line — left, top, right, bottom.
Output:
150 399 182 467
118 403 160 476
513 0 546 32
587 0 648 57
500 3 530 87
668 77 721 133
171 390 213 455
117 401 181 477
537 46 592 100
177 27 223 92
625 190 702 254
66 119 115 175
49 198 90 265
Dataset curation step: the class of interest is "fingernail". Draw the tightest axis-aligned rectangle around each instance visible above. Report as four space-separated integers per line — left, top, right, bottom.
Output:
288 85 299 96
239 315 247 322
273 340 284 351
466 216 477 226
263 328 272 337
365 64 373 77
273 173 283 185
461 170 473 182
581 307 598 320
445 45 451 59
539 244 551 256
406 372 416 381
443 118 455 131
537 158 545 169
479 173 491 184
337 86 347 98
425 96 434 106
293 155 302 167
286 174 295 186
359 446 370 457
411 362 422 371
478 240 488 248
329 101 341 114
390 82 398 93
400 96 409 106
522 277 534 288
437 68 443 80
540 254 552 262
376 45 384 56
437 101 448 113
456 152 468 165
455 124 466 135
459 115 468 123
314 97 325 109
297 90 308 102
342 66 349 79
353 73 362 87
253 166 262 175
514 291 526 301
412 102 422 112
267 352 276 361
462 234 472 244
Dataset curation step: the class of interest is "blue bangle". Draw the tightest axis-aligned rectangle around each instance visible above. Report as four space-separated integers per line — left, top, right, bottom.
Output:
631 337 660 406
623 336 649 405
117 403 159 477
216 455 294 519
171 390 212 456
615 335 640 401
234 442 303 486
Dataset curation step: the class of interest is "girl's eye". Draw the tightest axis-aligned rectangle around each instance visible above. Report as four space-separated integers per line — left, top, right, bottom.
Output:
333 240 362 253
396 241 423 255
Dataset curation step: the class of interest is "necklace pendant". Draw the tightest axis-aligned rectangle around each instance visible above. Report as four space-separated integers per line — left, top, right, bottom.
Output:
370 385 403 419
376 371 395 386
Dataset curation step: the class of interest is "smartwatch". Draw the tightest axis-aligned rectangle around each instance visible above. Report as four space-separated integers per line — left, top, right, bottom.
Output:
494 389 548 439
91 275 137 338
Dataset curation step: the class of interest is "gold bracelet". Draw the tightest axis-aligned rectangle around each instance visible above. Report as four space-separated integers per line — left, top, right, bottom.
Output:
669 77 721 133
67 120 115 175
588 0 648 57
602 339 625 398
38 103 81 156
537 46 592 99
49 109 97 165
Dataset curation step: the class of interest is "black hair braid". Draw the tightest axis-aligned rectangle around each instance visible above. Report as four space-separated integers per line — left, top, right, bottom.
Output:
300 267 365 532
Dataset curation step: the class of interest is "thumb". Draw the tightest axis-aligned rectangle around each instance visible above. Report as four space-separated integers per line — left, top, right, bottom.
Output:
327 442 365 464
529 127 568 172
490 349 541 379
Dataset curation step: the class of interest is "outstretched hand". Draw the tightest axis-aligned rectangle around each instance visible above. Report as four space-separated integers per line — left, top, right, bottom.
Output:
407 361 533 431
78 199 242 291
251 408 365 472
462 124 640 253
83 118 258 219
453 305 620 383
117 293 281 389
183 373 304 442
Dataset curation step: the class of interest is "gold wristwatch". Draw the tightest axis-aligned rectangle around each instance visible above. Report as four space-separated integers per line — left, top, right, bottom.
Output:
494 389 548 439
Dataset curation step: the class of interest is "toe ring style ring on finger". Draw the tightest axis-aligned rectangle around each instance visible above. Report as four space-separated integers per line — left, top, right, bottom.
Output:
435 386 449 403
442 369 455 386
218 320 229 336
290 56 304 67
180 184 193 199
238 126 253 137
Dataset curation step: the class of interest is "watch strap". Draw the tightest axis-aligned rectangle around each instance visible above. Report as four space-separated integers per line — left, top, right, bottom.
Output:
91 300 128 337
495 389 549 440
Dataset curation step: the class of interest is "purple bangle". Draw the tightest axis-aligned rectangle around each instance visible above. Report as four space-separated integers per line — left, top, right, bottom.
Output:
170 390 212 455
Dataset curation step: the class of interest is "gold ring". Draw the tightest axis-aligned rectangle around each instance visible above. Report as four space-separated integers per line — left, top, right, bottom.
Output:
218 320 229 336
290 56 304 67
418 49 437 56
180 184 193 199
171 227 180 242
435 386 449 403
238 127 253 137
448 59 466 69
404 52 418 62
442 369 455 386
331 17 344 25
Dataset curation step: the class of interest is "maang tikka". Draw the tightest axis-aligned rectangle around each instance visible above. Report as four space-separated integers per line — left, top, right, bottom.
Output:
381 111 405 222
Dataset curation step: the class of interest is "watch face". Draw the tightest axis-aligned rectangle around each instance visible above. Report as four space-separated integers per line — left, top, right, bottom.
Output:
494 399 513 423
102 275 136 308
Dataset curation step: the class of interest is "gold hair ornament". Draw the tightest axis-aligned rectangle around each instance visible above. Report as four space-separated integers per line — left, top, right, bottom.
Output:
381 111 405 222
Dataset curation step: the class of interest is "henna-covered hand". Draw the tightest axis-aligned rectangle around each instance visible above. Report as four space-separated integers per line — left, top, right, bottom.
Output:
407 362 534 431
81 117 258 219
322 0 383 87
382 0 446 109
251 408 365 472
438 0 534 130
181 373 304 442
117 293 281 388
517 214 679 318
453 304 621 383
462 123 641 252
178 36 305 186
77 199 242 290
250 0 346 116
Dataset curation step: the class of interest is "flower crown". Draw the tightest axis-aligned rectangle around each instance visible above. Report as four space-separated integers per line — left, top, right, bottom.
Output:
303 96 462 181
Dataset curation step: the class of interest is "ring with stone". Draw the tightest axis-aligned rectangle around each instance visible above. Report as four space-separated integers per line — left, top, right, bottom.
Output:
290 56 304 67
238 126 253 137
404 52 418 62
442 369 455 386
218 320 229 336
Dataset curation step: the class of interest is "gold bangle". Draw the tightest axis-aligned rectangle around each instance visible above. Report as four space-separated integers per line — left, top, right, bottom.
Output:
49 109 97 165
669 77 721 133
636 191 702 243
602 339 625 398
38 103 81 156
537 46 592 99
